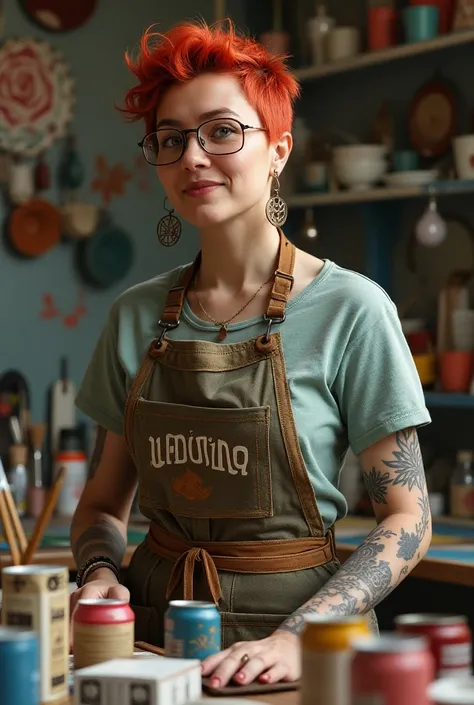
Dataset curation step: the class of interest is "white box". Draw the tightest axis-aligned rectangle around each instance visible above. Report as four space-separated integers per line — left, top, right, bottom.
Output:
74 657 202 705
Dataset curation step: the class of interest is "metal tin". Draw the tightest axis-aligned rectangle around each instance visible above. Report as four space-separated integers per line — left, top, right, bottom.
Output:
0 627 40 705
72 599 135 670
351 633 435 705
300 615 370 705
1 565 69 703
395 613 472 679
164 600 221 660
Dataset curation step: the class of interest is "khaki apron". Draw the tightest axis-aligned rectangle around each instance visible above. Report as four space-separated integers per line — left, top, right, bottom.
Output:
123 231 371 648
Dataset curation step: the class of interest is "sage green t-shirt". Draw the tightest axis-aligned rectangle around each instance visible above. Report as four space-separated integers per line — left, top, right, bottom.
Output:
76 259 431 530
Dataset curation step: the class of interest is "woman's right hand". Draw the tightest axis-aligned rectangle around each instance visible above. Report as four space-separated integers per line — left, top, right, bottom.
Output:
70 567 130 615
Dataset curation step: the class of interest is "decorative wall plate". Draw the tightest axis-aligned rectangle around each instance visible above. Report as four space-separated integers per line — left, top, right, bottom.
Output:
20 0 97 33
409 75 458 158
0 38 75 156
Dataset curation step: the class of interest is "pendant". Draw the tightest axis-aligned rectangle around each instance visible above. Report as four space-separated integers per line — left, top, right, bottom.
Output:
219 325 228 341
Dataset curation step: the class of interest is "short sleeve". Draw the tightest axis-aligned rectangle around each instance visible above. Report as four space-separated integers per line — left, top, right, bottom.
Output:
75 305 127 435
333 301 431 455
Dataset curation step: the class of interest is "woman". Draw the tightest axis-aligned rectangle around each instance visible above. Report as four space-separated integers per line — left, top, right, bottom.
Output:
71 20 432 689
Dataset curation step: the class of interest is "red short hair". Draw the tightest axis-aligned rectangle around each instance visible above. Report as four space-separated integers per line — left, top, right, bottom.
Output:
122 20 300 142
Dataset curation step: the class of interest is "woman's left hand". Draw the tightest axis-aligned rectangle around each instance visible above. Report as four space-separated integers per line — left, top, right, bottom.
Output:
201 630 301 688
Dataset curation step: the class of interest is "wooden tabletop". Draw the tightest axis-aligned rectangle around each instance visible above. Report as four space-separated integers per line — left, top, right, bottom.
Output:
2 517 474 587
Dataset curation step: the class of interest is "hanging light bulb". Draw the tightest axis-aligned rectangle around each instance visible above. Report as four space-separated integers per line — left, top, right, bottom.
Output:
415 195 447 247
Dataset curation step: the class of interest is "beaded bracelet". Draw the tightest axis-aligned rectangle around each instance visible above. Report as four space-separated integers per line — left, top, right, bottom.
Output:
76 556 121 588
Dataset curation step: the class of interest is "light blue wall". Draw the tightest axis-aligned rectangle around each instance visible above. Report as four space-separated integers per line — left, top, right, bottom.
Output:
0 0 247 427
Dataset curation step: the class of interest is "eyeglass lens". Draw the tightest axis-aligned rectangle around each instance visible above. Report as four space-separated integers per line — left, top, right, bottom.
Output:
142 118 245 165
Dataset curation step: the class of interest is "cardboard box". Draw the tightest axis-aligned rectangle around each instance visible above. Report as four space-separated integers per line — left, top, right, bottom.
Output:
74 657 201 705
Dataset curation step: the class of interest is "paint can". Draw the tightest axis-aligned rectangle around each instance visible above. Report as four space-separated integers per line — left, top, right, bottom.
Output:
72 599 134 670
164 600 221 660
1 565 69 703
0 627 40 705
351 633 435 705
300 615 370 705
395 613 472 679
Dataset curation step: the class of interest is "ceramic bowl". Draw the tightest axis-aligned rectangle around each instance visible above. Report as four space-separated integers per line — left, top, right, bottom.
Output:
334 157 387 190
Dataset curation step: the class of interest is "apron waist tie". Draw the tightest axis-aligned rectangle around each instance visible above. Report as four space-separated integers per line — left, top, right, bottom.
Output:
146 522 336 606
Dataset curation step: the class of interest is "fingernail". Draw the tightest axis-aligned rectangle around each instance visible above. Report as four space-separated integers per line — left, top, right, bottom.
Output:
260 674 270 682
237 672 245 682
211 678 221 688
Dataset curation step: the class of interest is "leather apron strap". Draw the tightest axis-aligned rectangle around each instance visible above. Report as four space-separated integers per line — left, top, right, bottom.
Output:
159 228 294 328
147 522 336 606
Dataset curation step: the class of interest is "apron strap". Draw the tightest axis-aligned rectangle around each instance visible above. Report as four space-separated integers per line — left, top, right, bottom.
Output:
160 252 202 325
265 229 295 321
158 229 295 329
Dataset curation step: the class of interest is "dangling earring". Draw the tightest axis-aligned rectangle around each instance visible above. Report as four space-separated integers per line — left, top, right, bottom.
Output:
266 169 288 227
157 197 181 247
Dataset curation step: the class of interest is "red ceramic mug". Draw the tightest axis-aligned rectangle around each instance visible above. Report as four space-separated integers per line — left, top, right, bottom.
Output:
438 350 474 393
368 7 398 50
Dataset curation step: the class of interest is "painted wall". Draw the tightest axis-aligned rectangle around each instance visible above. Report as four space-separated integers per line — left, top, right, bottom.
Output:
0 0 247 428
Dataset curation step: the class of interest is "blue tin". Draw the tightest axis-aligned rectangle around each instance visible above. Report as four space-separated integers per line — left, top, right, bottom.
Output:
164 600 221 660
0 627 40 705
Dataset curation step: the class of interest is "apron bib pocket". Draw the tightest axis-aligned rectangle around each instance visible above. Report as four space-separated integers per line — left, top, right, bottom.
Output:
135 399 273 519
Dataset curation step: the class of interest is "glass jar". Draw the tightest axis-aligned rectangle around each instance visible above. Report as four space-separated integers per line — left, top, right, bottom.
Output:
450 450 474 519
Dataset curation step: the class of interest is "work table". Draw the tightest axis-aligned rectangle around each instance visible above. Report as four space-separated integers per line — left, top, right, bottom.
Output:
2 515 474 587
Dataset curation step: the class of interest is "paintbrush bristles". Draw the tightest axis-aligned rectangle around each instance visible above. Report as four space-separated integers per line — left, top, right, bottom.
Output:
29 423 47 450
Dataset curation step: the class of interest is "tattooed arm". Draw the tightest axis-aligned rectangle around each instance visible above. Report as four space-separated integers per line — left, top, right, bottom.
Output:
278 428 432 635
70 427 137 581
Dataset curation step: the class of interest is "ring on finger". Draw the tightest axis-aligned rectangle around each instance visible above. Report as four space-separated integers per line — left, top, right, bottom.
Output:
240 653 250 666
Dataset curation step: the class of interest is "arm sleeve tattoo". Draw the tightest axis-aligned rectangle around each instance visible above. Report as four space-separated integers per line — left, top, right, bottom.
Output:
278 429 431 636
72 426 127 570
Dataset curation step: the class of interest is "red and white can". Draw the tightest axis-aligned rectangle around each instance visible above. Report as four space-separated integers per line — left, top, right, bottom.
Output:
395 613 472 679
72 599 135 670
351 634 435 705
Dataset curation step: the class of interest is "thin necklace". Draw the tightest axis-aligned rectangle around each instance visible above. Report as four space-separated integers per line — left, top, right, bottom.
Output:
194 272 274 340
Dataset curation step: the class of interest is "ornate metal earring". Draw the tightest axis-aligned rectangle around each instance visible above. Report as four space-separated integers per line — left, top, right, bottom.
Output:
157 197 181 247
265 169 288 227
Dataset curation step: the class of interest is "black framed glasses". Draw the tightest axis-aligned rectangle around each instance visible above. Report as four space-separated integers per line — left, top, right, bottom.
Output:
138 118 267 166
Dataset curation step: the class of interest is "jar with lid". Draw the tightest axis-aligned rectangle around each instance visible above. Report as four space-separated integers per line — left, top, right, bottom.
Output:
450 450 474 519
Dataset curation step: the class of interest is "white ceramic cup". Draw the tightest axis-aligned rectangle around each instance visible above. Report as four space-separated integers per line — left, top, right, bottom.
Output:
453 134 474 180
327 27 360 62
452 308 474 351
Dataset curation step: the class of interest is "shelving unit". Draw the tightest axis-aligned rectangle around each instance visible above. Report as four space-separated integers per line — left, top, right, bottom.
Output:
424 392 474 409
294 28 474 82
287 180 474 209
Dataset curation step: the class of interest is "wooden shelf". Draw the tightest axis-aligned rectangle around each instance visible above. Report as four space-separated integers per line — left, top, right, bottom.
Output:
424 392 474 409
287 180 474 208
294 29 474 82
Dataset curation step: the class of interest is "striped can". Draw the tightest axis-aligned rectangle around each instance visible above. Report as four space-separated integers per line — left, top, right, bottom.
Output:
1 565 69 703
301 615 371 705
0 627 40 705
72 599 135 670
164 600 221 660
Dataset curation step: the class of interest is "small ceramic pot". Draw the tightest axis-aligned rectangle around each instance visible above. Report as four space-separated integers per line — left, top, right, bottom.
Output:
327 27 360 62
403 6 439 42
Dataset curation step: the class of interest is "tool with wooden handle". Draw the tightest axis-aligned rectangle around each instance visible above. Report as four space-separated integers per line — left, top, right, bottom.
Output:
22 465 66 565
0 457 27 565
